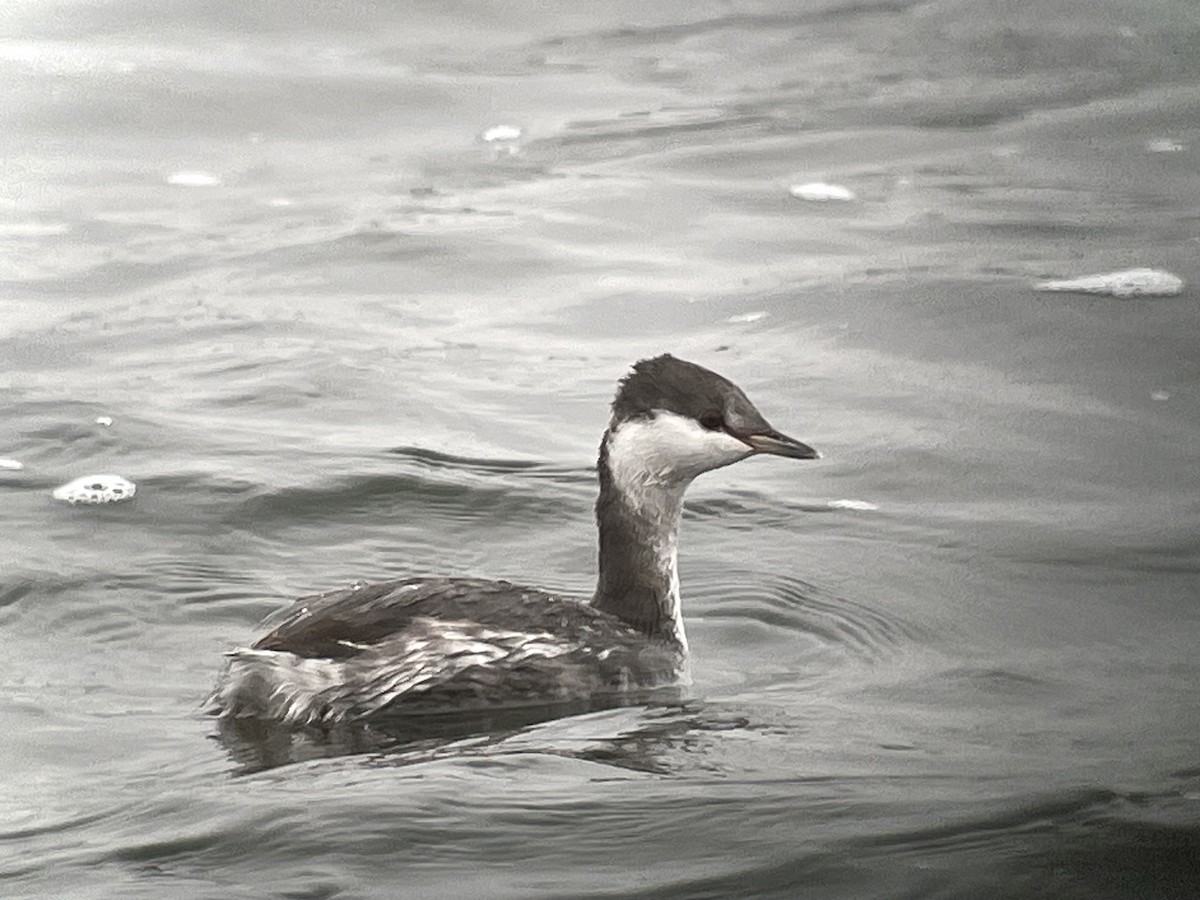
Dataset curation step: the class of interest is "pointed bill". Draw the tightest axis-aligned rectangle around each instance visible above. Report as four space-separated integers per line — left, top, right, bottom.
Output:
744 430 820 459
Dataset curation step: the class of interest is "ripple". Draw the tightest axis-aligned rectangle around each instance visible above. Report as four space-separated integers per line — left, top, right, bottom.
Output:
0 254 205 298
693 572 918 660
212 696 770 776
214 692 693 775
139 557 279 624
598 786 1171 900
936 666 1060 698
0 805 129 844
0 574 97 612
855 786 1122 853
47 600 142 643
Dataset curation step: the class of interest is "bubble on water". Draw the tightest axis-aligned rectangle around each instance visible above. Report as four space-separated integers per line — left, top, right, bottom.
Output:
95 415 113 427
789 182 856 202
481 124 522 143
828 499 879 511
481 124 522 159
0 458 23 470
1146 138 1185 153
166 170 223 187
52 474 137 505
1034 268 1184 298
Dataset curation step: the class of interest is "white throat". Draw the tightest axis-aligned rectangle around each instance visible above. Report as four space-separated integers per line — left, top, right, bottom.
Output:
605 411 754 495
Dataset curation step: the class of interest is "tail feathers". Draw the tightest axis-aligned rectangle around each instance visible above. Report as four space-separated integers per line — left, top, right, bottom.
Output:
206 648 347 727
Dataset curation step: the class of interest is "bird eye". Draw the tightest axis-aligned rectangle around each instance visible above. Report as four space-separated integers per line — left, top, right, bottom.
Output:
699 412 724 431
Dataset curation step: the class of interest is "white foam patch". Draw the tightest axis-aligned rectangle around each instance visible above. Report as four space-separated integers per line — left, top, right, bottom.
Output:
1034 268 1184 297
1146 138 1185 153
95 415 113 427
789 182 856 202
0 458 23 470
166 170 222 187
828 499 879 511
482 124 522 142
52 474 137 504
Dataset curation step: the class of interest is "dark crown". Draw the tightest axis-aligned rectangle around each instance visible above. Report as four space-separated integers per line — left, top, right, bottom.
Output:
610 354 771 432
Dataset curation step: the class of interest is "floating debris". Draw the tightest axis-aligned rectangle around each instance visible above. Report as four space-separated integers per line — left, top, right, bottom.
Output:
727 311 767 323
828 499 879 511
1034 268 1184 298
95 415 113 427
481 124 522 143
52 474 137 505
1146 138 1186 153
789 182 856 202
0 458 23 470
166 170 223 187
1151 390 1171 401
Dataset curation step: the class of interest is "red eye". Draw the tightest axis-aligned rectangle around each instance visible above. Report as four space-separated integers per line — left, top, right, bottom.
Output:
699 413 724 431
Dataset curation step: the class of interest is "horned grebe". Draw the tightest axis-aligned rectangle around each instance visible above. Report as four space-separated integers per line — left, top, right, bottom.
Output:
208 355 818 726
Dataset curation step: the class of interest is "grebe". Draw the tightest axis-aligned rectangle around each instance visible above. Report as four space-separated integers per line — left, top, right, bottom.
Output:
208 355 818 726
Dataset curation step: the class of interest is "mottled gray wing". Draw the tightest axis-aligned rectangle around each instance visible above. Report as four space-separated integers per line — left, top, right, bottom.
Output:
252 577 587 659
322 619 681 721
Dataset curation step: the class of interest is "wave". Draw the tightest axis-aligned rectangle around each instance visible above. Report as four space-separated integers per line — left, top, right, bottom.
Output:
225 460 583 531
577 779 1200 900
387 444 591 488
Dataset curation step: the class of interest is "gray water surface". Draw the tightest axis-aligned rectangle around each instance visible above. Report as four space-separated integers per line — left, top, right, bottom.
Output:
2 1 1199 897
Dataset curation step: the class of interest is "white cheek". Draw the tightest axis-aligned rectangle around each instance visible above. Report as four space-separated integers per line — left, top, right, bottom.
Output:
703 428 757 464
608 413 751 487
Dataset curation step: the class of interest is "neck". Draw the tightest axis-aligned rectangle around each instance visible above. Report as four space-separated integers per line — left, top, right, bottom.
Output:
591 425 690 650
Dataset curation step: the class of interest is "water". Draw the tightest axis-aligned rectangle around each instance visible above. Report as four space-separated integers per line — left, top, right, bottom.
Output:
2 0 1199 896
